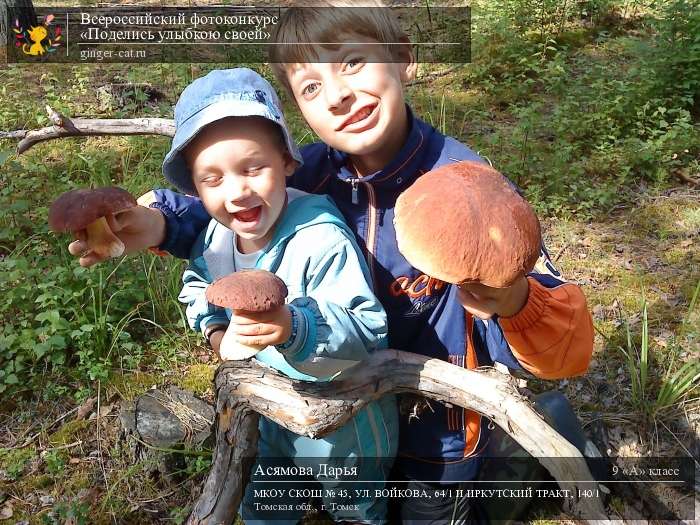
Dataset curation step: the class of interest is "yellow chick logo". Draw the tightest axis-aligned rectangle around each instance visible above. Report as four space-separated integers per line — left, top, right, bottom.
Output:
13 14 62 57
25 25 48 55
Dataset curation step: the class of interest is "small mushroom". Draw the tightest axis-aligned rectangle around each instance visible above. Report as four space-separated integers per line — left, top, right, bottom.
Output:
206 269 288 361
394 161 541 288
49 187 137 260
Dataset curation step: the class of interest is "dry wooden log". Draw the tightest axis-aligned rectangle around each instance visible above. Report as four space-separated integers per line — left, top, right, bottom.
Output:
188 404 259 525
187 350 611 525
0 105 175 154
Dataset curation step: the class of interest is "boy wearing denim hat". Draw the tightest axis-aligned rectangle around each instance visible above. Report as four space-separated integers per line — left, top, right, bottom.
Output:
165 67 397 524
69 5 595 523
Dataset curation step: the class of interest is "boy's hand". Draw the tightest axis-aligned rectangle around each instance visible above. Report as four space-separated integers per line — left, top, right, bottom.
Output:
457 276 529 320
229 305 293 348
67 205 166 267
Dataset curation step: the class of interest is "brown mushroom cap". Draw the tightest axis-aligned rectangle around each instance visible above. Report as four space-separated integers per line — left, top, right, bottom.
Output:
394 161 541 288
48 187 137 232
206 269 288 311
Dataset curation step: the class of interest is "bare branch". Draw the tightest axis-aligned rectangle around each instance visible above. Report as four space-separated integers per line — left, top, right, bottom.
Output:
0 106 175 154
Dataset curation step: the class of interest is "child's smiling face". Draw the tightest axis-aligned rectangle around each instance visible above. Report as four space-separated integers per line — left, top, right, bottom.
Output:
185 117 296 254
286 38 416 175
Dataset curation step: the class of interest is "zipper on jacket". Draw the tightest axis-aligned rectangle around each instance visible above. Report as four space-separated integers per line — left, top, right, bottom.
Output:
345 175 377 288
350 178 359 204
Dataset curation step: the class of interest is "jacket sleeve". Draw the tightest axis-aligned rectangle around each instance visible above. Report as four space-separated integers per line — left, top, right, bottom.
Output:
145 189 211 260
495 248 594 379
178 232 229 336
276 226 388 380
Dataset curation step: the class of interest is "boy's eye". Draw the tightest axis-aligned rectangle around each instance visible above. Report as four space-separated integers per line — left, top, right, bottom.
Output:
344 57 364 71
200 175 222 186
247 165 264 174
301 82 320 98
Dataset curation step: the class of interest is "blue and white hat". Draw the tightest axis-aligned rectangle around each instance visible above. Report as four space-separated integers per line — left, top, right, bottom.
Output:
162 68 302 195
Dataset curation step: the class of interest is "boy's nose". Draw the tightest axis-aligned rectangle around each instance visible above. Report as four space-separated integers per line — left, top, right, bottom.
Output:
325 77 352 111
221 176 251 207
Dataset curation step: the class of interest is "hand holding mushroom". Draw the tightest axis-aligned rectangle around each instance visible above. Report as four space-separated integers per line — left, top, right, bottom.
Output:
51 188 167 268
49 187 138 266
394 161 541 320
206 270 291 361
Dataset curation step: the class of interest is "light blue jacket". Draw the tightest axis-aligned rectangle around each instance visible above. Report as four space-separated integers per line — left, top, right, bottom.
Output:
180 190 388 382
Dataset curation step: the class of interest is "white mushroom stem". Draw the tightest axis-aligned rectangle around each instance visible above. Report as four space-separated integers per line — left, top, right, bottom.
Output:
86 216 125 259
219 326 264 361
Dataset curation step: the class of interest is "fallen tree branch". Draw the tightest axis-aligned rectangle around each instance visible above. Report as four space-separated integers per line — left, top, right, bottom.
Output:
187 350 610 524
674 169 700 187
0 105 175 154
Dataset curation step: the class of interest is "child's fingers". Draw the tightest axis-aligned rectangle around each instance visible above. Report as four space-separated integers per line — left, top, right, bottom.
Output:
69 239 109 267
68 239 88 256
456 286 497 320
232 322 275 337
79 251 109 268
234 333 276 348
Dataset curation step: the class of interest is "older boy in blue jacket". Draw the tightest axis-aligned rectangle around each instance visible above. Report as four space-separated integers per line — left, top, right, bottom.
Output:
69 5 594 523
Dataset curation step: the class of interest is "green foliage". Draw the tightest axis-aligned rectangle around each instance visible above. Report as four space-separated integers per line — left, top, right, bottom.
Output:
0 82 188 396
619 300 651 410
461 0 700 217
183 451 213 476
42 450 67 475
617 282 700 424
41 500 91 525
169 506 191 525
0 447 36 480
645 0 700 109
0 237 150 394
655 280 700 410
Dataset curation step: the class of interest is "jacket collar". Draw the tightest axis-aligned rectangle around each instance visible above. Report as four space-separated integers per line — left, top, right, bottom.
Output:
328 105 435 192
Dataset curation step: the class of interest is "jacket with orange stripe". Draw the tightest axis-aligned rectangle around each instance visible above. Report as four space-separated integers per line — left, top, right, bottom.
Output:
152 107 594 482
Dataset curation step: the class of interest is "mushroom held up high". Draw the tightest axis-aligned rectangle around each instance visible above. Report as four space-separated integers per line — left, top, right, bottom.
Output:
49 187 137 260
206 269 289 361
394 161 541 288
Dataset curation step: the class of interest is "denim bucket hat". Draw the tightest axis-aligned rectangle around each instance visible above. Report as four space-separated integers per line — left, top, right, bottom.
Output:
162 68 302 194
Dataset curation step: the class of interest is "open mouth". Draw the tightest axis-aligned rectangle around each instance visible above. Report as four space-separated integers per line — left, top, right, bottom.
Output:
338 104 378 131
232 206 262 224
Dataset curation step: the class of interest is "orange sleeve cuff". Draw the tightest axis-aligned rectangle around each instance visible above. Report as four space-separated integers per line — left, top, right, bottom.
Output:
148 246 169 256
499 277 594 379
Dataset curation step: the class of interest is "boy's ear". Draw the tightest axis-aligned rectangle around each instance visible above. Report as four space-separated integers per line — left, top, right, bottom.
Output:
283 151 298 177
396 37 417 83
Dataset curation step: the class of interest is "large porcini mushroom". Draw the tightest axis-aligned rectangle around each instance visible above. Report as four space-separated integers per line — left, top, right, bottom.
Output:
394 161 541 288
206 269 289 360
49 187 136 260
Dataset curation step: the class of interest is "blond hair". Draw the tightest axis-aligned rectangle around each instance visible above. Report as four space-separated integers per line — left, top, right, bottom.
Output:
268 0 408 95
